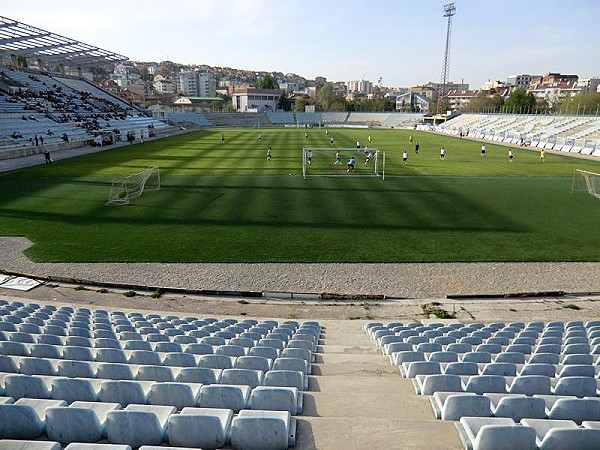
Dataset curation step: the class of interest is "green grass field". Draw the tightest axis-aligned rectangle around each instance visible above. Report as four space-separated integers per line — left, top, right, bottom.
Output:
1 127 600 263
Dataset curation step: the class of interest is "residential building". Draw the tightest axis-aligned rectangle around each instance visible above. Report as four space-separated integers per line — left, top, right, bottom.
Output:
395 92 430 113
446 89 479 111
347 79 373 95
506 74 541 90
577 77 600 93
178 70 216 97
153 75 176 94
231 88 281 112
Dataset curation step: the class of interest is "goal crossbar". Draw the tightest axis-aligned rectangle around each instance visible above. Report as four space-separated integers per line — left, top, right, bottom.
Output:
571 169 600 200
105 165 160 206
302 147 383 179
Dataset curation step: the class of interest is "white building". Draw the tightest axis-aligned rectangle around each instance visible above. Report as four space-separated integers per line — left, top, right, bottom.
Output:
577 77 600 93
231 88 280 112
153 75 176 94
506 74 541 90
347 79 373 95
111 63 140 89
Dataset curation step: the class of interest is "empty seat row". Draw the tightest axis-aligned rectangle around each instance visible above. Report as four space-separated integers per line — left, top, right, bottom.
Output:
0 398 295 450
0 330 317 352
0 372 306 408
400 359 600 379
458 416 600 450
0 352 311 378
0 342 313 367
390 348 600 368
432 391 600 423
414 373 599 397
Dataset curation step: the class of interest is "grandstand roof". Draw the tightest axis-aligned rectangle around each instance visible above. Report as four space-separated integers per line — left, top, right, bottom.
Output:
0 16 128 66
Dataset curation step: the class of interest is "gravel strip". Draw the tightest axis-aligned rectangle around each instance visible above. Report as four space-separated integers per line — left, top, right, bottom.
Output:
3 237 600 299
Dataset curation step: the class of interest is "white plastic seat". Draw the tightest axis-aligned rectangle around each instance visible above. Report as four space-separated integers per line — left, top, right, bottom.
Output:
248 346 280 360
272 357 309 375
127 350 161 365
45 402 121 443
147 382 200 410
95 349 127 364
439 392 492 421
198 384 251 412
0 440 61 450
553 376 598 397
29 344 62 359
167 407 233 449
458 416 536 450
61 346 94 362
414 374 463 396
249 386 302 415
51 377 99 403
235 355 272 372
548 397 600 424
508 375 552 396
136 365 175 382
182 343 213 355
161 352 196 368
176 367 221 384
106 405 175 448
464 375 507 395
98 380 148 406
230 409 295 450
4 374 52 400
0 403 45 439
57 360 95 378
198 354 235 369
490 394 547 421
96 363 135 380
263 369 306 390
19 357 56 376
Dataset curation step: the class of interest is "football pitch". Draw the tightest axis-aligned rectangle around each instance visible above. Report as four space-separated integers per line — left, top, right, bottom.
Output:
1 127 600 263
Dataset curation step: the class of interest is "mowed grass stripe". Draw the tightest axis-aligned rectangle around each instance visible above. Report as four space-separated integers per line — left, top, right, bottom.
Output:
1 128 600 262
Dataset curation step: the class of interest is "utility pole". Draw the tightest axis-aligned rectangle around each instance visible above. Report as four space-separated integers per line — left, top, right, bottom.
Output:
437 3 456 117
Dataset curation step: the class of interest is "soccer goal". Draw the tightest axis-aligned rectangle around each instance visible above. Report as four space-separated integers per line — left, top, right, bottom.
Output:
571 169 600 200
105 165 160 206
302 147 385 179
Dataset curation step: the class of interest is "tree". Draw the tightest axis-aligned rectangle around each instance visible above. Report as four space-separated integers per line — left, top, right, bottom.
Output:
503 88 536 114
258 74 278 89
315 84 334 111
277 94 292 111
555 92 600 115
294 96 307 112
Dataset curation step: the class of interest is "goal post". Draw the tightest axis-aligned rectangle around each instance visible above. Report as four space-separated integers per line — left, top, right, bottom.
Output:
105 165 160 206
571 169 600 200
302 147 384 179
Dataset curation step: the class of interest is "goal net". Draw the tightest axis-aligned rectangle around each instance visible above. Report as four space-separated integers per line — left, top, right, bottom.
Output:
105 165 160 206
571 169 600 200
302 147 384 179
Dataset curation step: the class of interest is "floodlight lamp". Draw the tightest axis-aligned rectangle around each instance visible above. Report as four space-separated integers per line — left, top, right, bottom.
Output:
443 3 456 17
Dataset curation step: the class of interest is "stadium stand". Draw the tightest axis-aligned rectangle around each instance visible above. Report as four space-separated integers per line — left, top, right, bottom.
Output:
202 112 271 128
365 319 600 449
0 299 319 449
0 68 172 159
427 113 600 158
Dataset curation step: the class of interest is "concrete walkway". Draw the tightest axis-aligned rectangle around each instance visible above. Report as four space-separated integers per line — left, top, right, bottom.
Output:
297 320 462 449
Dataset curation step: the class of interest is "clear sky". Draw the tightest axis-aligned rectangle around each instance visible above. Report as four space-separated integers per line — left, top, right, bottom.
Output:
3 0 600 89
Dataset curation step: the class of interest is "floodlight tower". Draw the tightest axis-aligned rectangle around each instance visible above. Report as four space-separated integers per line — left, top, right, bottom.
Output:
437 2 456 116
